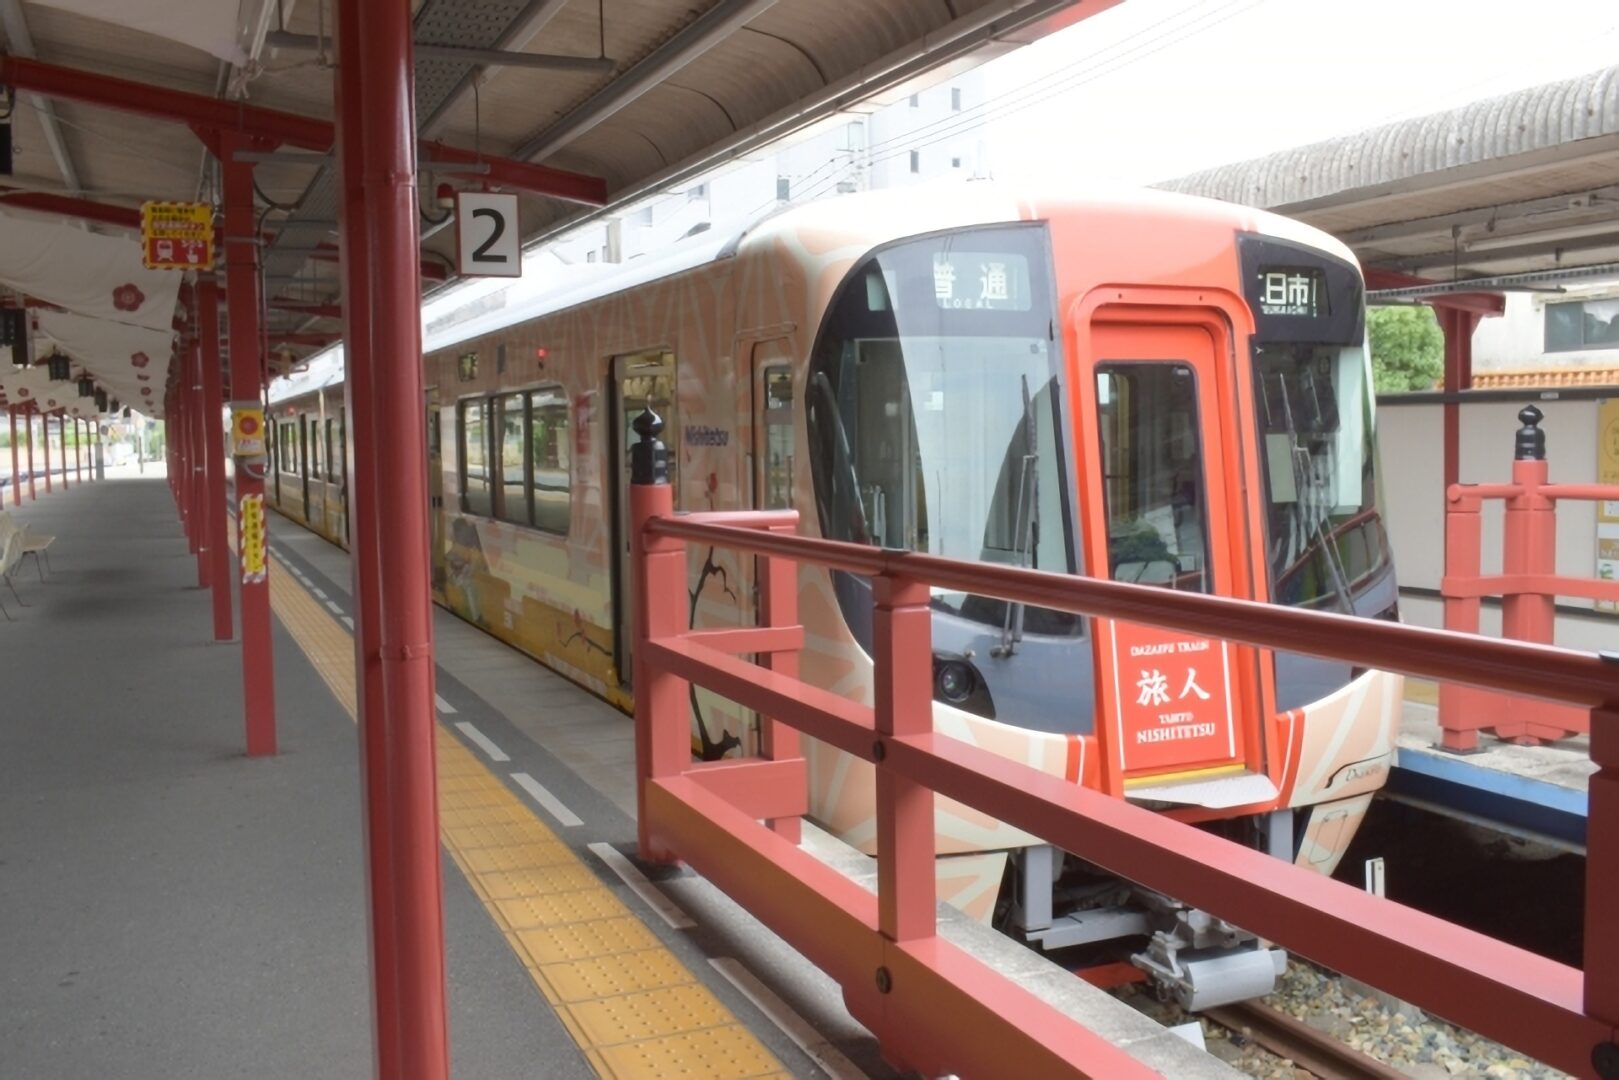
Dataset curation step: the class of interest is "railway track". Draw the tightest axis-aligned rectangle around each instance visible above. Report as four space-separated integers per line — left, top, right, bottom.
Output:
1204 1000 1409 1080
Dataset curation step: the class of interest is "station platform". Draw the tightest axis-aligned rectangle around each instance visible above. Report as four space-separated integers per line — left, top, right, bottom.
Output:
1393 685 1593 852
1 477 1232 1079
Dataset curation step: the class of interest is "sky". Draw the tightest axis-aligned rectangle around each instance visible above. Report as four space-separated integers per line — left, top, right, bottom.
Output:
976 0 1619 186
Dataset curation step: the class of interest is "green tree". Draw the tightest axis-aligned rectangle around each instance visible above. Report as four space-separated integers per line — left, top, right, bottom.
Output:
1367 305 1444 393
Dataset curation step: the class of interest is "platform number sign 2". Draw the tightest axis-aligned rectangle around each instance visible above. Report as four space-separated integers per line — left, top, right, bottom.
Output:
455 192 522 278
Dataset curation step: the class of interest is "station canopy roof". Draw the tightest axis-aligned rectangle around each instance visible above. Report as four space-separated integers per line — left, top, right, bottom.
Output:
1160 66 1619 297
0 0 1117 403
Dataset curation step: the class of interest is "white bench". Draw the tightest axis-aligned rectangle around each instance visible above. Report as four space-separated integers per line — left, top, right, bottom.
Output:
0 515 24 619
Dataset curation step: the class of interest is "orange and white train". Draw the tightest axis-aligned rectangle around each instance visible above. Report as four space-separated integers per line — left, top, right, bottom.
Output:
267 185 1402 1008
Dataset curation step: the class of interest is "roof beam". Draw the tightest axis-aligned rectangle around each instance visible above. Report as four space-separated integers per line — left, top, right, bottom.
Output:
1340 187 1619 247
0 56 608 205
0 0 83 195
420 0 572 138
1385 232 1619 273
264 31 616 75
512 0 779 162
0 185 141 229
0 185 448 282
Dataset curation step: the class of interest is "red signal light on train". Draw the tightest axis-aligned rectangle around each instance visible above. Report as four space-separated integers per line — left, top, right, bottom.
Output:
535 347 548 366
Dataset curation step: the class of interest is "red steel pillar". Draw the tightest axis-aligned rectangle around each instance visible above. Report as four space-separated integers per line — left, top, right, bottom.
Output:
42 410 52 494
8 407 18 506
25 407 35 501
334 2 403 1073
337 1 450 1071
60 415 69 491
220 134 277 756
74 418 82 484
199 275 233 640
189 330 211 588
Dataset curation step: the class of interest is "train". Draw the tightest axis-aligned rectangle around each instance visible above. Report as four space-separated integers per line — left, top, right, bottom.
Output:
265 184 1403 1009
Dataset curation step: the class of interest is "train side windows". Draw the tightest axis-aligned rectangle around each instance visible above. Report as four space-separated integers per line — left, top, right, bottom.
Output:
309 425 321 480
495 392 528 526
528 387 570 535
1095 364 1210 593
459 398 492 517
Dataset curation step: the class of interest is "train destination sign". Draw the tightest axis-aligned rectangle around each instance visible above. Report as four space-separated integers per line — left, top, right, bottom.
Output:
930 250 1032 311
1108 620 1236 773
1255 266 1325 318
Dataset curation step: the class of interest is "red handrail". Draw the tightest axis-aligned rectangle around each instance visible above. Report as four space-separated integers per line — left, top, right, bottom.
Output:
632 469 1619 1077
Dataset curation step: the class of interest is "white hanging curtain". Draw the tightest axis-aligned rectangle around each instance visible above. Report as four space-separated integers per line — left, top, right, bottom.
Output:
25 0 246 65
34 311 176 417
0 364 119 419
0 211 182 333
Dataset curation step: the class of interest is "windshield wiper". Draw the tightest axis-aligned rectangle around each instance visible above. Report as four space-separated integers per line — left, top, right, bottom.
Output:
809 372 872 544
1275 373 1354 614
993 375 1039 658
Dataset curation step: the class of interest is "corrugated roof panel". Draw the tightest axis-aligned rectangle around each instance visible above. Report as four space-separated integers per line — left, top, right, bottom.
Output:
1160 66 1619 211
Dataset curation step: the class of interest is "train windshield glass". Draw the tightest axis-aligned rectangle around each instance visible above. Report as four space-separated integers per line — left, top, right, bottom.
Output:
807 223 1078 635
1254 341 1388 609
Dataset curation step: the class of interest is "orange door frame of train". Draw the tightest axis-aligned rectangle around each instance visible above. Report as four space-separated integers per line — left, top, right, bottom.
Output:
1067 287 1279 798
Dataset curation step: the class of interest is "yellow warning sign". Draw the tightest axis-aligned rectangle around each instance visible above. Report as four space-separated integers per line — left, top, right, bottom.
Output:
141 201 215 271
232 404 266 457
240 493 267 584
1597 398 1619 612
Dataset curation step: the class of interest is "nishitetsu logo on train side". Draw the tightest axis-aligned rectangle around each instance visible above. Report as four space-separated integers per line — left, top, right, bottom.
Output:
683 425 729 448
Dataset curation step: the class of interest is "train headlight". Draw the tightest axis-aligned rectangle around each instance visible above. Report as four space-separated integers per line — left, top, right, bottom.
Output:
934 657 975 705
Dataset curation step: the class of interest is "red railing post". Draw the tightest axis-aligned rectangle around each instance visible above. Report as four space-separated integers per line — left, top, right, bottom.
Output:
630 410 689 863
42 409 52 495
759 523 803 843
872 573 937 946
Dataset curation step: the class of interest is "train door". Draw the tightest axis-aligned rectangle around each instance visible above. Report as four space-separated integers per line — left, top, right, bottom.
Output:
426 388 445 595
298 416 311 514
1080 314 1270 800
269 421 281 503
750 340 795 515
610 350 677 687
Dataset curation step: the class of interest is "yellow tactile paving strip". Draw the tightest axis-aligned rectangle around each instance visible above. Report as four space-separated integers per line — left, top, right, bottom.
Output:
248 534 789 1079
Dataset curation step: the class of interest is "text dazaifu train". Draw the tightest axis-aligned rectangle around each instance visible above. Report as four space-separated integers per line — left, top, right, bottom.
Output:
266 185 1402 1010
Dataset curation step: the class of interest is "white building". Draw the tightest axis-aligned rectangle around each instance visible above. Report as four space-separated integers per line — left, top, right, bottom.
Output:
1471 280 1619 378
549 73 987 266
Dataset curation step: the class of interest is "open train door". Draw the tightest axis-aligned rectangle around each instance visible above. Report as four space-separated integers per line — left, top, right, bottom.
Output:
1075 303 1273 806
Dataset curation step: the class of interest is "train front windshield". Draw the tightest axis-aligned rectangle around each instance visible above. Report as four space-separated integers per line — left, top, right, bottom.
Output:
807 224 1078 636
1240 234 1396 707
1254 340 1387 610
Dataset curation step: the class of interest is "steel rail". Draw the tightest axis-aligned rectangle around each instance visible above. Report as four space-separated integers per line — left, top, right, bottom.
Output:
1206 1002 1409 1080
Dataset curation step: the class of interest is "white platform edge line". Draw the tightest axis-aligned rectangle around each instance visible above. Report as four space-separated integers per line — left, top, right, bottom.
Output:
325 600 344 615
341 615 355 629
585 841 695 931
707 958 869 1080
454 721 509 763
511 772 582 828
312 588 328 600
434 693 458 715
